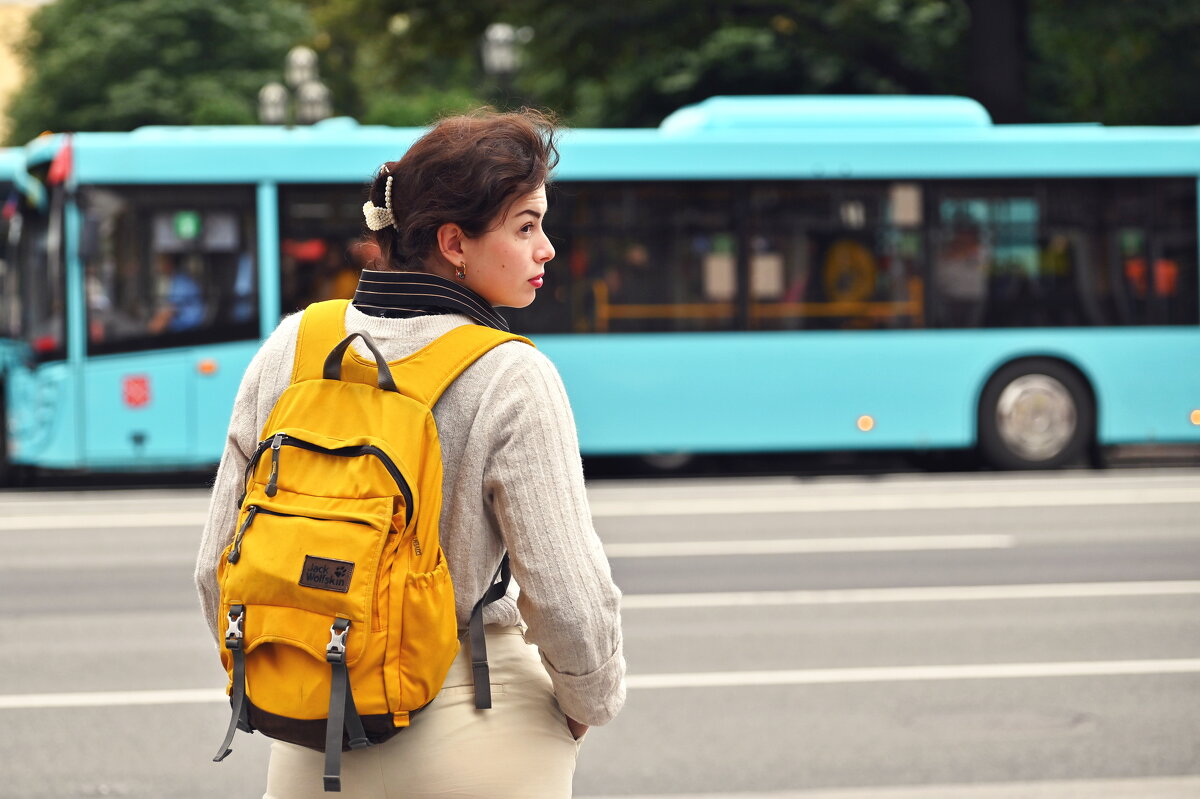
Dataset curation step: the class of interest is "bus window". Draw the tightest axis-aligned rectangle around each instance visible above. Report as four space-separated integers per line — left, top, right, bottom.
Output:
929 190 1041 328
747 182 924 331
1152 179 1199 326
551 182 738 333
80 186 258 355
279 185 370 315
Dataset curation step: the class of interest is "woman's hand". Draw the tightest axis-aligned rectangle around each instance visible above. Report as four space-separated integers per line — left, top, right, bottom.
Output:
566 716 589 740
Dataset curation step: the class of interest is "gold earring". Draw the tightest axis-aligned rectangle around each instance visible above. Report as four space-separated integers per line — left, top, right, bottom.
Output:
456 261 467 280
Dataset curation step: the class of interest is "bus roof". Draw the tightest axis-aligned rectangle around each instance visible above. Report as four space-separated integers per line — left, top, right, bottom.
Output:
22 95 1200 184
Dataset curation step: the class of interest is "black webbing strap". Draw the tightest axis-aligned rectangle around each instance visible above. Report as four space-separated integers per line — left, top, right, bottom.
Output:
323 618 369 792
213 605 248 762
466 554 511 710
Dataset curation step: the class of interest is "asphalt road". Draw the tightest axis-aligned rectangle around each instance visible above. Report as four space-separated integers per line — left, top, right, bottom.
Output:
0 469 1197 798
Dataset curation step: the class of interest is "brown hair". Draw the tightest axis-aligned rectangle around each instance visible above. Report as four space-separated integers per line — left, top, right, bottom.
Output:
365 107 559 271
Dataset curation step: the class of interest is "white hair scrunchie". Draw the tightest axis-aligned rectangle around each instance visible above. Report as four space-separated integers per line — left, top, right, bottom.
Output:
362 173 400 232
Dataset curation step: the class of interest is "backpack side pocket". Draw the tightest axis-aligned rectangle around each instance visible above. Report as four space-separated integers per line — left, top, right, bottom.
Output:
394 547 459 712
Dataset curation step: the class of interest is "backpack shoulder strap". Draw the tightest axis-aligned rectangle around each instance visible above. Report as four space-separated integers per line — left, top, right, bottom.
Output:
392 324 533 407
291 299 351 384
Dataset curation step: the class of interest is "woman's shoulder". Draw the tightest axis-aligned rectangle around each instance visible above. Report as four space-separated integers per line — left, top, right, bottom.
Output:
486 334 560 377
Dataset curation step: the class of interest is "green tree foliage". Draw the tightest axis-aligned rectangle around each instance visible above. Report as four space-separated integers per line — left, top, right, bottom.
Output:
10 0 1198 142
508 1 970 127
305 0 1199 128
301 0 487 126
1031 0 1200 125
315 0 970 127
6 0 311 144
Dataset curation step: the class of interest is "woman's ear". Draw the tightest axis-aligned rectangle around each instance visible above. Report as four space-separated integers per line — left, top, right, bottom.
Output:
436 223 467 265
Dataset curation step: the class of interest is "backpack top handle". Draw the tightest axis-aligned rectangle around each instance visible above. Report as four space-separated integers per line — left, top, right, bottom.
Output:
323 331 401 393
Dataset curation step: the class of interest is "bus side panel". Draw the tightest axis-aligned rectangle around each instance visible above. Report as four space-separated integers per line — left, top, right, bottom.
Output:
8 362 81 468
83 353 191 463
538 328 1200 456
81 341 259 469
192 341 262 462
537 331 984 455
1026 328 1200 446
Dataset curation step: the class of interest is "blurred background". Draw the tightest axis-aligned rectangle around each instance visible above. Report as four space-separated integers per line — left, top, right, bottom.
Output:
0 2 1197 798
5 0 1200 140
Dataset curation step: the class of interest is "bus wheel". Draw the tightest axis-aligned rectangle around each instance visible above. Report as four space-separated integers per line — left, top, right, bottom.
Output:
978 359 1094 470
642 453 694 471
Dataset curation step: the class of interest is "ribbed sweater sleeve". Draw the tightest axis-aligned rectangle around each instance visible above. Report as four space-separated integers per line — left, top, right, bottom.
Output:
481 351 626 726
194 313 302 642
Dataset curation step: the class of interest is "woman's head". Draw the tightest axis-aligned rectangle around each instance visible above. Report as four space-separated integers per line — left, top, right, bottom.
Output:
363 108 559 307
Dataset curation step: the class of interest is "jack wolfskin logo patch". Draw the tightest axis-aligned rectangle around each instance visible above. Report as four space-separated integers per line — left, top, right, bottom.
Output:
299 556 354 593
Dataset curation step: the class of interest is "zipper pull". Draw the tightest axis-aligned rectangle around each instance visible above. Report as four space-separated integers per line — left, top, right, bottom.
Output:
228 506 258 564
265 434 284 497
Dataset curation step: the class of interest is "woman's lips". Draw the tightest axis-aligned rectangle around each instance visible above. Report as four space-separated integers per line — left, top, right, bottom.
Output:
529 275 544 288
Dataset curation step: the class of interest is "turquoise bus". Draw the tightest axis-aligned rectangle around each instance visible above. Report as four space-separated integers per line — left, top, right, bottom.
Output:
3 96 1199 481
0 147 23 432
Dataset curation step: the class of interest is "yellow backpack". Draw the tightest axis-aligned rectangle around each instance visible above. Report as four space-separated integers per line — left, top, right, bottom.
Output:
211 299 530 792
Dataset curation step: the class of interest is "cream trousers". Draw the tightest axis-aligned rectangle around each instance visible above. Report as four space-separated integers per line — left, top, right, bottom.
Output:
263 626 583 799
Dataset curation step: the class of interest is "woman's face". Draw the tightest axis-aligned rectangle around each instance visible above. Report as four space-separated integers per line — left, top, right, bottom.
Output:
459 185 554 308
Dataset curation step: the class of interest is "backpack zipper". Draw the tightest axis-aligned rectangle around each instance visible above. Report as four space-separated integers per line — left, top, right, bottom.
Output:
227 505 376 564
227 506 259 563
265 434 284 497
245 434 414 528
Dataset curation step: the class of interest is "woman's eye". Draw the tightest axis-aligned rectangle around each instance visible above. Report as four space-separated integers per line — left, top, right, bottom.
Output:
521 224 534 233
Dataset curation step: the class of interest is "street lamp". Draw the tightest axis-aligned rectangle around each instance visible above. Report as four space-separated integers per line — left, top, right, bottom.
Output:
296 81 333 125
257 82 288 125
285 46 319 89
481 23 533 98
258 46 331 126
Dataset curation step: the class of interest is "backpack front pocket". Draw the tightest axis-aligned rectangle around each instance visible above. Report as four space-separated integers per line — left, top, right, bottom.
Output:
220 497 393 629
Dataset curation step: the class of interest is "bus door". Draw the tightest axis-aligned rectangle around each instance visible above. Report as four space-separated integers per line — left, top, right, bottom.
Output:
76 185 260 469
3 165 78 473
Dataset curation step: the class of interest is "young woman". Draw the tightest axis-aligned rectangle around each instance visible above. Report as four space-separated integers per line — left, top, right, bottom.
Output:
195 109 626 798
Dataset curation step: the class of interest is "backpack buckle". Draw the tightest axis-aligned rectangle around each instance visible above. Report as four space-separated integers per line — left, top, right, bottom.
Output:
326 618 351 663
224 605 245 651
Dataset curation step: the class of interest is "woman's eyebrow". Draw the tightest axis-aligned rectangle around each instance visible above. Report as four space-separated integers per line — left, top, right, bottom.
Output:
513 208 543 220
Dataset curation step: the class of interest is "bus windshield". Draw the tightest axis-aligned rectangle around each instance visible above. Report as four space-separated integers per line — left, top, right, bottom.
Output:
12 201 64 360
0 183 16 341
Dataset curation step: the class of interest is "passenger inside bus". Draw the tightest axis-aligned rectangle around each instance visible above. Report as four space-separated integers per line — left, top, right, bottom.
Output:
934 221 989 327
147 252 206 334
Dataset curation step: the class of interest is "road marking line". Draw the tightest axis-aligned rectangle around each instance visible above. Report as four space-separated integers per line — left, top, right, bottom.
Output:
606 535 1013 558
625 659 1200 689
0 513 208 531
622 581 1200 609
590 487 1200 517
3 485 1199 530
4 659 1198 711
0 688 222 710
577 774 1200 799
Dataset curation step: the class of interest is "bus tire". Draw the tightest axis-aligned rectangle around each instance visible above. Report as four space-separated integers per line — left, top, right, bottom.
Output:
642 453 695 471
978 359 1094 470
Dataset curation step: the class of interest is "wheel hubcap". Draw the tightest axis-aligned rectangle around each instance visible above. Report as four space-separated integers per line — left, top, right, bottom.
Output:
995 375 1077 462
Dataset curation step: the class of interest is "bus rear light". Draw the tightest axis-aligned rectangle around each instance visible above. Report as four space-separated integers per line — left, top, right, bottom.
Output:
198 359 219 376
857 415 875 432
1190 410 1200 426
